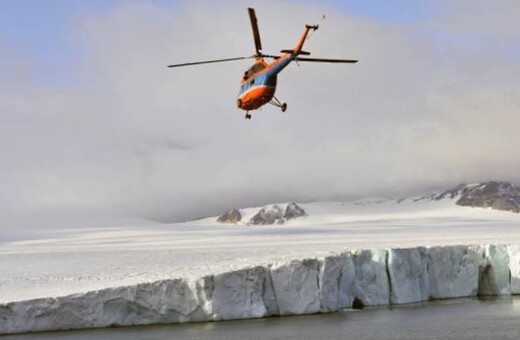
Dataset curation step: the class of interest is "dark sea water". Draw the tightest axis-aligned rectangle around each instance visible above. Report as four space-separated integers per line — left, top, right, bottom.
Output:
4 297 520 340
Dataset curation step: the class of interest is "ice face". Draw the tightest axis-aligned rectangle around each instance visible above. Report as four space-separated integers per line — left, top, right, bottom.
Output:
318 255 343 312
194 275 214 319
270 259 320 315
0 278 211 334
428 246 484 299
479 245 510 296
262 266 280 316
352 249 390 306
388 247 429 304
337 252 356 309
211 266 267 320
508 245 520 294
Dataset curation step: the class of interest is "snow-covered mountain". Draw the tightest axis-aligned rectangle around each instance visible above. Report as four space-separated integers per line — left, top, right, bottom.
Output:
213 182 520 227
425 181 520 213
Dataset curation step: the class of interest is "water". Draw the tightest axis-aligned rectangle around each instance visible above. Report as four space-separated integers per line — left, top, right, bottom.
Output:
4 297 520 340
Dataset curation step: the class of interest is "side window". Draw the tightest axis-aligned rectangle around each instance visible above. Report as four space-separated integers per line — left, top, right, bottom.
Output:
250 78 255 85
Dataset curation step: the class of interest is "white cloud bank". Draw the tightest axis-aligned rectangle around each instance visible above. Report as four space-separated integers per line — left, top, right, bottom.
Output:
1 0 519 240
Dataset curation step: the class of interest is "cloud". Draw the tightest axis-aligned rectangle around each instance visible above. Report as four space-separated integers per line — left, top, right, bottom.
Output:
1 0 519 239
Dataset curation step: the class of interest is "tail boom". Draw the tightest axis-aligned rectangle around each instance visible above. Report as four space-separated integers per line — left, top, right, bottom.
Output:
293 24 319 54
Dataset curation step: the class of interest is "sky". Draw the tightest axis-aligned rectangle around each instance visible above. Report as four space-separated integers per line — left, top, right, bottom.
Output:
1 0 520 240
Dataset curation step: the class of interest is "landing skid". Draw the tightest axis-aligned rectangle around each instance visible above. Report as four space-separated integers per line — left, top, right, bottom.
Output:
269 96 287 112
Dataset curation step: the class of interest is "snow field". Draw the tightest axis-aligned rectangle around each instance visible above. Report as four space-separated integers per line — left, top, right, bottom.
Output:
2 244 519 334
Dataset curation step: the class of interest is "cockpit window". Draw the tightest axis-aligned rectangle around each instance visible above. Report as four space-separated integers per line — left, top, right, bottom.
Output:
244 63 266 79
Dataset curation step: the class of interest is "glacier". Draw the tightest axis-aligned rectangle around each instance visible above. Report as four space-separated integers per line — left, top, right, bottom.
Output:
1 244 519 335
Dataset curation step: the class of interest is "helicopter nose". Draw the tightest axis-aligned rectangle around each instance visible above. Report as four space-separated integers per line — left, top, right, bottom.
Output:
236 98 243 109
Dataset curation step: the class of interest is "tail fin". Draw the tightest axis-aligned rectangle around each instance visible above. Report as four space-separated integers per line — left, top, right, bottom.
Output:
293 24 319 54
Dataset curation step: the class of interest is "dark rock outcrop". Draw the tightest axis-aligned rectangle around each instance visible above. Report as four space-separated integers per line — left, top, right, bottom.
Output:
249 205 284 225
434 181 520 213
456 181 520 213
249 203 306 225
430 184 468 201
284 202 306 220
217 209 242 223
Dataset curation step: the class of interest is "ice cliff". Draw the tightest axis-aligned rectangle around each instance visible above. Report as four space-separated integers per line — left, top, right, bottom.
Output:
2 244 520 334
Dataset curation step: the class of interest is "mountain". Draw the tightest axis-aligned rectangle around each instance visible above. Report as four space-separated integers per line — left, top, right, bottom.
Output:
430 181 520 213
216 202 306 225
215 182 520 227
217 209 242 223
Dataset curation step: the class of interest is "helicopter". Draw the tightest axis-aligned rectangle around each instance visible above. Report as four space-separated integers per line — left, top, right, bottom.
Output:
168 8 358 119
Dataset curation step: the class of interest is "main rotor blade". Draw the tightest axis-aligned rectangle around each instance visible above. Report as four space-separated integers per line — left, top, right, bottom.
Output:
296 57 358 63
248 8 262 54
167 56 251 68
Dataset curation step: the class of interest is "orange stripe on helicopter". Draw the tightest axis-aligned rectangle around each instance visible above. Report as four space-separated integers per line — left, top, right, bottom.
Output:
237 85 276 110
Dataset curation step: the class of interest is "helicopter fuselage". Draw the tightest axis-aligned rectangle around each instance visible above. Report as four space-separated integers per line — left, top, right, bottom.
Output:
236 54 294 111
235 22 316 112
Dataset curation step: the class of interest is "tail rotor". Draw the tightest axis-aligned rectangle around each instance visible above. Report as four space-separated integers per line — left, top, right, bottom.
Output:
306 15 326 41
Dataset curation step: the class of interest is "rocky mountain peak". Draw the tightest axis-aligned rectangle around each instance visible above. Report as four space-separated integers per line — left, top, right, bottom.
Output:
249 205 284 225
216 208 242 223
435 181 520 213
249 202 306 225
216 203 306 225
283 202 306 220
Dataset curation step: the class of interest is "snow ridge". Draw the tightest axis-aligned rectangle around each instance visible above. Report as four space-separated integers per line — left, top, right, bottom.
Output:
2 244 520 335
